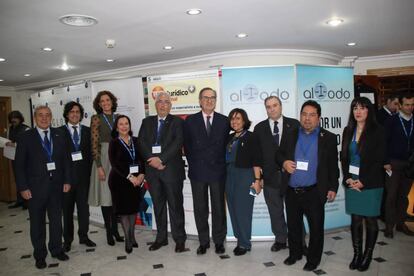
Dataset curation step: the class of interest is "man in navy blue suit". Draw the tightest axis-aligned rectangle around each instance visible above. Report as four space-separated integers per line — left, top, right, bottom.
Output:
15 106 72 269
184 87 230 255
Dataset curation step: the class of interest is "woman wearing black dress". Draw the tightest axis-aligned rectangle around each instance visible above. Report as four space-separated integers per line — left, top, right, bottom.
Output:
108 115 145 253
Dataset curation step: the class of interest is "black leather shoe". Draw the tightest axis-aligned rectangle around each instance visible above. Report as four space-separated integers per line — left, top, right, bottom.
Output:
234 246 248 256
63 242 71 252
271 242 287 252
384 229 394 238
80 238 96 247
52 252 69 261
113 232 125 242
215 243 225 254
35 259 47 269
132 242 138 248
283 256 302 266
396 223 414 236
106 232 115 246
125 243 133 254
196 244 210 255
175 242 185 253
303 262 318 271
149 240 168 251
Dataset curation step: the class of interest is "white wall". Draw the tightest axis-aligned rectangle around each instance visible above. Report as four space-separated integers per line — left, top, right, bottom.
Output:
0 86 33 127
351 52 414 75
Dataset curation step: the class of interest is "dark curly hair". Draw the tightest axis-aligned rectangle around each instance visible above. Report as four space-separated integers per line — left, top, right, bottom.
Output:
111 115 133 138
8 110 25 124
93 90 118 114
63 101 84 123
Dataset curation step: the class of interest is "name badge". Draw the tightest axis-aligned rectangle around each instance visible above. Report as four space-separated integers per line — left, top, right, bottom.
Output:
152 145 162 154
296 160 309 171
349 165 360 176
47 162 56 171
71 151 83 161
129 165 139 174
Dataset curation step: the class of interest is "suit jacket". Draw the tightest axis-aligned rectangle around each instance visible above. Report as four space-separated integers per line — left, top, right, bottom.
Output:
227 131 260 168
254 116 300 190
59 124 92 189
276 127 339 203
15 127 71 198
340 125 385 189
137 114 185 182
376 107 393 126
184 111 230 182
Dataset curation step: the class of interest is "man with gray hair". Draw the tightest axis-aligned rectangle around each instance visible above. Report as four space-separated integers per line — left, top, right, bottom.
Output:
15 106 72 269
138 91 187 252
253 96 300 252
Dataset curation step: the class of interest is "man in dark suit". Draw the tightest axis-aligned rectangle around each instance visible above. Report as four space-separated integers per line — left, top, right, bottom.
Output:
184 87 230 255
253 96 300 252
138 91 187 253
377 94 399 125
15 106 71 269
277 100 339 271
59 102 96 252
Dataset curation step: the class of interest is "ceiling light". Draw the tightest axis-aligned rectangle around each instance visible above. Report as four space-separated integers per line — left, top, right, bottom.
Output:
106 59 115 62
326 18 344 27
59 14 98 27
0 58 5 62
42 47 53 52
186 9 202 15
24 74 31 77
0 79 4 82
236 33 248 38
347 42 356 46
60 63 69 71
163 46 174 50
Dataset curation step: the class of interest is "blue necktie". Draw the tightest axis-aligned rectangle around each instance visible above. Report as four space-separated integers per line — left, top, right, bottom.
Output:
43 130 51 152
72 126 80 149
273 121 279 146
156 119 165 144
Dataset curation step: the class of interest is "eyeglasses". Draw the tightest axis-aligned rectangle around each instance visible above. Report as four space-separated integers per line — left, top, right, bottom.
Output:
201 96 217 101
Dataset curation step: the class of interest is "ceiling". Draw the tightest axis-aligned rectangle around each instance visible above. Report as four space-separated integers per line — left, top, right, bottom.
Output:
0 0 413 87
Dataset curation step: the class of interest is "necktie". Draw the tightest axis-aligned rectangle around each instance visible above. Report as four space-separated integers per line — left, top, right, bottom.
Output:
43 130 51 152
206 116 212 136
156 119 165 144
273 121 279 146
72 126 80 148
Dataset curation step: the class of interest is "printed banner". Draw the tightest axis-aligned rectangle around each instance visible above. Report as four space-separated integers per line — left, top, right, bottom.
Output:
221 66 296 239
296 64 354 230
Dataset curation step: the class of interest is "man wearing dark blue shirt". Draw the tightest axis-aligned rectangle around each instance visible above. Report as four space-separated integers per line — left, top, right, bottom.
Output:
384 94 414 237
276 100 339 272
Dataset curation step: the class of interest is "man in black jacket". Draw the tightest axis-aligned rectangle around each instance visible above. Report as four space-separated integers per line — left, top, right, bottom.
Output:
277 100 339 272
253 96 299 252
376 94 399 125
138 91 187 253
59 102 96 252
15 106 71 269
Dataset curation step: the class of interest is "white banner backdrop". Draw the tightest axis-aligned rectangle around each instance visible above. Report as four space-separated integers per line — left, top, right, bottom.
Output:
31 78 146 225
147 70 220 236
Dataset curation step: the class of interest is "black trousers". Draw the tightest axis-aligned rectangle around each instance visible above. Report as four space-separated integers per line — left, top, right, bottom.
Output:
63 182 90 243
385 159 413 227
28 190 63 260
148 177 186 243
285 186 325 266
190 180 226 245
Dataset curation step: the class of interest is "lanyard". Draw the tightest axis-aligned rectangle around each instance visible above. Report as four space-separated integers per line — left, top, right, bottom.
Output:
102 114 115 131
66 124 81 151
227 130 247 153
398 114 413 139
118 137 136 163
352 129 361 158
38 131 53 162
